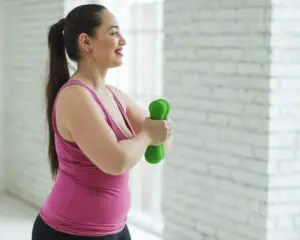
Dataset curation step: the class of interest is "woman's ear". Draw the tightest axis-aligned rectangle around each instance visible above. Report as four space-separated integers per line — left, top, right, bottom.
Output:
78 33 92 53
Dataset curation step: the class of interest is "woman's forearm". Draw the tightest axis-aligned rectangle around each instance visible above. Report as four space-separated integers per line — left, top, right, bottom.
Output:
118 131 151 173
117 131 173 174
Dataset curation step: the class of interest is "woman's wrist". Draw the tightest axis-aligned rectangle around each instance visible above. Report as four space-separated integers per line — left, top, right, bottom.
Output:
137 129 152 146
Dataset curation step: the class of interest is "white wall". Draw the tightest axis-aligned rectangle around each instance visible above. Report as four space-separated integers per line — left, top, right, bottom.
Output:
0 0 4 193
267 1 300 239
163 1 300 240
163 0 300 240
163 1 270 239
4 0 64 205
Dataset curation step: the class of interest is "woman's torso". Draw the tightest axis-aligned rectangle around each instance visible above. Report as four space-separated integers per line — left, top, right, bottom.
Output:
39 79 135 237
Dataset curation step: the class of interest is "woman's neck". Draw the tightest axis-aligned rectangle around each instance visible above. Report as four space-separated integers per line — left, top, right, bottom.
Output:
72 61 108 92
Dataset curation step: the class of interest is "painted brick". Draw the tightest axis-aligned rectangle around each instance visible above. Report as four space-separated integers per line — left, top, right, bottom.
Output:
164 0 300 240
3 0 63 204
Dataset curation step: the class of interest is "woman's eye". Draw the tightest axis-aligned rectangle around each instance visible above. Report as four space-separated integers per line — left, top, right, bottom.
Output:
111 32 118 36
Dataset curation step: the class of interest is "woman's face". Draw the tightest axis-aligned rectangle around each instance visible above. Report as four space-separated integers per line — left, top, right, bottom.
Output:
79 9 126 69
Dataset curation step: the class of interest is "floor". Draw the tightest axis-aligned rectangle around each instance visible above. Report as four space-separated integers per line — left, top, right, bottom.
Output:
0 193 161 240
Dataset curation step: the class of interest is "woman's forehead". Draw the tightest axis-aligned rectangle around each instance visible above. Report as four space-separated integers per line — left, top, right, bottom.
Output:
101 10 119 27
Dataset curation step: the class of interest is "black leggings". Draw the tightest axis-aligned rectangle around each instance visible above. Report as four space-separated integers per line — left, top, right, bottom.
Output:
31 215 131 240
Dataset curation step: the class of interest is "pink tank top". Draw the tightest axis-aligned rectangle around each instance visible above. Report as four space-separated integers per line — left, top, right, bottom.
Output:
39 80 136 237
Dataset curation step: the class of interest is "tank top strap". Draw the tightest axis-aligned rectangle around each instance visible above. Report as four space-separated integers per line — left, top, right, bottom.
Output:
106 85 126 114
106 86 136 136
51 79 111 134
66 80 111 117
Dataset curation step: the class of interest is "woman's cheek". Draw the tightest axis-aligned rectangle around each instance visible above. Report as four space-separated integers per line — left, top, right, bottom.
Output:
106 36 119 49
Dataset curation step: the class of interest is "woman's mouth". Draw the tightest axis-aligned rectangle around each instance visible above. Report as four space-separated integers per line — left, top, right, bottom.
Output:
115 48 123 57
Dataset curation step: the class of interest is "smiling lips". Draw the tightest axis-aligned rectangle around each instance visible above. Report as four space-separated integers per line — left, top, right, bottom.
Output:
115 48 123 57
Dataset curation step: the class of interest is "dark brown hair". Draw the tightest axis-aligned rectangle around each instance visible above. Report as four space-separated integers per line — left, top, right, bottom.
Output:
46 4 106 180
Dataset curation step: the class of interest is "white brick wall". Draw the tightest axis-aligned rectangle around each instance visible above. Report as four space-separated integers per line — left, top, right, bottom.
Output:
0 0 4 193
267 1 300 239
164 0 300 240
163 1 300 240
3 0 64 205
163 1 270 239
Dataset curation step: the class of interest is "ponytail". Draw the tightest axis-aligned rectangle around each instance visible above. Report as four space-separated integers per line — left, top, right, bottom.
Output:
46 18 69 180
45 4 107 180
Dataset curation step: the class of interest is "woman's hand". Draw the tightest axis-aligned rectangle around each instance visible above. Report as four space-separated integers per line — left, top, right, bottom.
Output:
142 118 172 146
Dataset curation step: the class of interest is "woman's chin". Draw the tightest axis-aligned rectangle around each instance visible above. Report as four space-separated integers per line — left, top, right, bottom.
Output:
110 60 123 68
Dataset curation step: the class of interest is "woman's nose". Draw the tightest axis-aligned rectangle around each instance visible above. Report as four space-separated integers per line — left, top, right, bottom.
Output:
119 35 126 46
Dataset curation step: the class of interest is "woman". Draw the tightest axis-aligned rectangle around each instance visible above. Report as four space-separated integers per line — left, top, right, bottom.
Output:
31 4 173 240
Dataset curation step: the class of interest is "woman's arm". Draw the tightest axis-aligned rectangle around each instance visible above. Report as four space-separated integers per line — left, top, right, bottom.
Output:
110 86 173 155
57 85 152 175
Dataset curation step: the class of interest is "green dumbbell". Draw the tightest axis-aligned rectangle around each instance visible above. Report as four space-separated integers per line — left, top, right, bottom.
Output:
145 98 171 164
